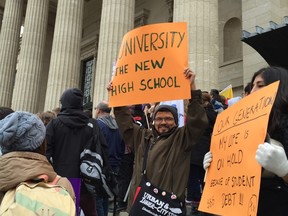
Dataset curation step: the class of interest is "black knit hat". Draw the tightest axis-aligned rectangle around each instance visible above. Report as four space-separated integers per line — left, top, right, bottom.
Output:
153 105 178 125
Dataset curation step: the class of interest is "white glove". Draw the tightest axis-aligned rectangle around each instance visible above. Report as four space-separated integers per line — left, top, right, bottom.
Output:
256 142 288 177
203 151 213 170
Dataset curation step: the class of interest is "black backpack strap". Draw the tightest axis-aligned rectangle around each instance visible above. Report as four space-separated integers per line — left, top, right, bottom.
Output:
89 119 118 215
87 118 110 168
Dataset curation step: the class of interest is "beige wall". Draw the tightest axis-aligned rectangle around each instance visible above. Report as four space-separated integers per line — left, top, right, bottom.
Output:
218 0 243 96
135 0 170 24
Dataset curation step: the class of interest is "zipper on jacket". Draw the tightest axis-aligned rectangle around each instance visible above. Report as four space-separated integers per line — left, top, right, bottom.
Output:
149 136 159 150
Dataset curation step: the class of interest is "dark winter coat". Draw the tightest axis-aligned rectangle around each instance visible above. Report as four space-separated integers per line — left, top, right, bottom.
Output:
190 104 217 166
114 90 208 210
0 152 75 204
97 115 125 168
45 88 107 178
257 114 288 216
46 110 95 177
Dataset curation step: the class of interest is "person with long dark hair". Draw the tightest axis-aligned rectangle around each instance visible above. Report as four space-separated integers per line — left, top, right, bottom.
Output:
204 66 288 216
249 66 288 216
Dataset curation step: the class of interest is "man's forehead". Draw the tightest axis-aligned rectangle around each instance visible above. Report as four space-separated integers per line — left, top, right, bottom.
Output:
155 111 173 116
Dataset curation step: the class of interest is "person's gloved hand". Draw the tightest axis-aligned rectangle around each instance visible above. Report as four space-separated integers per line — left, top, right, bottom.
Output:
203 151 212 170
256 142 288 177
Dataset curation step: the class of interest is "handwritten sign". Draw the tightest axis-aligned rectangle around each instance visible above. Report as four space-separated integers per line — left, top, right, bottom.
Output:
199 81 279 216
109 22 189 107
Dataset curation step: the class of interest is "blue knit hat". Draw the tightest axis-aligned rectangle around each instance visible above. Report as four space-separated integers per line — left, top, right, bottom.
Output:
0 111 46 154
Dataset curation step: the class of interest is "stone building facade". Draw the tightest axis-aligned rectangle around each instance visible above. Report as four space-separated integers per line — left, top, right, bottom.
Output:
0 0 287 113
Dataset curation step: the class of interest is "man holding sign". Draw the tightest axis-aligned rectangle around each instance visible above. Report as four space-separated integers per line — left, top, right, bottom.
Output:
107 67 207 215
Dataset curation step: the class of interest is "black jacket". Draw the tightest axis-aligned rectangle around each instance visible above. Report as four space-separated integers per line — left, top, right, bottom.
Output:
190 104 217 166
45 88 108 178
46 109 94 177
257 114 288 216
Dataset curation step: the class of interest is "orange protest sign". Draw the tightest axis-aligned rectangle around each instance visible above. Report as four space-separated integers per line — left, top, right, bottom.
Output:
199 81 279 216
109 22 189 107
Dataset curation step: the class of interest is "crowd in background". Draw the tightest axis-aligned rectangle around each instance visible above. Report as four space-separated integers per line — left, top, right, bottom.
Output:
0 66 288 216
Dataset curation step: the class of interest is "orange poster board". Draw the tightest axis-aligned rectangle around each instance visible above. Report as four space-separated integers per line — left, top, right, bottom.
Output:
199 81 279 216
109 22 189 107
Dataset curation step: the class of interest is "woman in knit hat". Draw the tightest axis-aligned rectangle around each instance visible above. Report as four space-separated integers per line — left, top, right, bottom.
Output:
0 111 75 207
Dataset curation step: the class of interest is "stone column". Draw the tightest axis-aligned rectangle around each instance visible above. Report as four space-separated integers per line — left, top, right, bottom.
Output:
38 24 54 112
0 0 23 107
174 0 218 90
93 0 135 106
44 0 84 110
11 0 49 113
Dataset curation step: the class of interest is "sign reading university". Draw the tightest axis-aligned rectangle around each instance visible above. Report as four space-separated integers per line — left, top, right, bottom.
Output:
109 22 189 107
199 81 279 216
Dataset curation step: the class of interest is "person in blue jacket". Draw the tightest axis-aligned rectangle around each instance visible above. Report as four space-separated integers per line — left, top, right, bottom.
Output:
95 100 125 216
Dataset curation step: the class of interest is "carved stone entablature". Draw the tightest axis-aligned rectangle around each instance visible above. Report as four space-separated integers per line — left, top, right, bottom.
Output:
134 8 150 28
80 33 99 60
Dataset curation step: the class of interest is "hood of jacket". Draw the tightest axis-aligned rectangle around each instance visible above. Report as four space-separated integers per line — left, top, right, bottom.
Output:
57 88 89 128
57 110 89 128
60 88 83 111
0 152 57 192
97 115 118 129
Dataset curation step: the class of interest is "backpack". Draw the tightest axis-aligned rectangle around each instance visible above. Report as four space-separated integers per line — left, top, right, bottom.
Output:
80 119 117 198
0 176 75 216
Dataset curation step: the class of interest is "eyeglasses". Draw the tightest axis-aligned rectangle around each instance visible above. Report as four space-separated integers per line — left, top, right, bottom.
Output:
154 117 175 123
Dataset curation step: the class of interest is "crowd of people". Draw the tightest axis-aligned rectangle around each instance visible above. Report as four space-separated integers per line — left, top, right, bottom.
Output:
0 65 288 216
